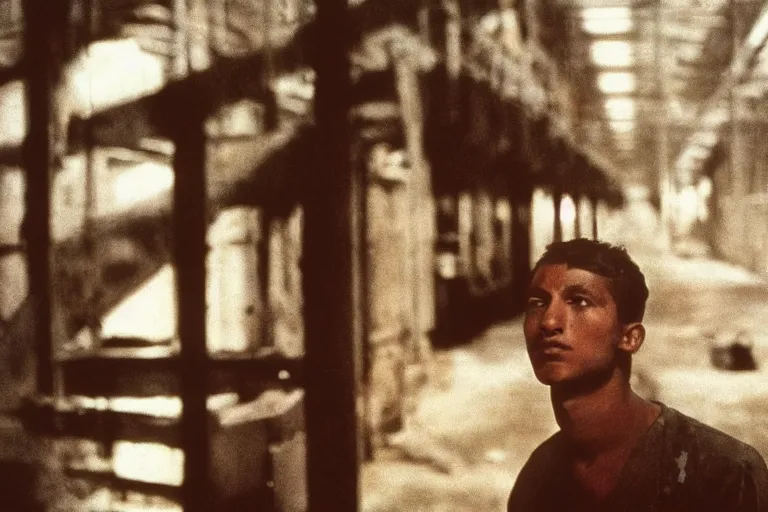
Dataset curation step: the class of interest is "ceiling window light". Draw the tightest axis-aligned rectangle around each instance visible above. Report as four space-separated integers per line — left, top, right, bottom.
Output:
615 137 635 148
581 7 633 35
610 119 635 133
605 97 636 119
590 41 634 67
747 7 768 48
597 72 636 94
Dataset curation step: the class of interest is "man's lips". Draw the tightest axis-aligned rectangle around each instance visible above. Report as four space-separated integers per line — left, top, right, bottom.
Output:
533 339 571 356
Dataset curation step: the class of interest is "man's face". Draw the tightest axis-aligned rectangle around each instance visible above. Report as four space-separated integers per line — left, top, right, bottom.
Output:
523 263 625 386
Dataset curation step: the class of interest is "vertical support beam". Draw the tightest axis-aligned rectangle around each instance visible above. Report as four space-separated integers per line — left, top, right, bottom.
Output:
729 0 747 265
574 194 582 239
590 194 599 240
173 0 190 78
22 0 59 396
394 46 434 425
655 1 672 252
353 141 369 462
443 0 461 124
82 0 100 348
523 0 540 47
172 100 212 511
394 50 430 362
553 189 563 243
304 0 359 510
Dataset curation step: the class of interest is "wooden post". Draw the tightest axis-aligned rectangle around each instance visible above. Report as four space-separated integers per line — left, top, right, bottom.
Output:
22 0 61 397
172 93 212 512
729 0 748 265
574 194 582 239
443 0 461 124
303 0 359 510
173 0 190 78
394 43 434 426
553 188 563 242
590 194 599 240
654 2 672 251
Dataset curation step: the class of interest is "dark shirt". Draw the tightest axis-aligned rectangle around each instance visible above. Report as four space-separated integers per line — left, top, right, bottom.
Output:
508 403 768 511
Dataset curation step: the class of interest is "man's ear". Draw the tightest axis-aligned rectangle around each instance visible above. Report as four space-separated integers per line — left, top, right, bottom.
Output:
618 323 645 354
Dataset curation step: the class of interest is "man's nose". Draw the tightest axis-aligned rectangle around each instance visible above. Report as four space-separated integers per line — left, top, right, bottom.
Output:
540 300 564 335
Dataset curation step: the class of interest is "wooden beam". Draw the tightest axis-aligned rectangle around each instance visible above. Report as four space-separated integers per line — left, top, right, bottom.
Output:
171 75 212 512
21 0 63 397
303 0 359 510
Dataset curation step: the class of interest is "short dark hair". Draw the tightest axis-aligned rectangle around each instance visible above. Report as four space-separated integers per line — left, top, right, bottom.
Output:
532 238 649 323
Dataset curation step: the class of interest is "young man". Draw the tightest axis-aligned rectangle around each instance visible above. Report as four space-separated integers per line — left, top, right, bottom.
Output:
507 238 768 511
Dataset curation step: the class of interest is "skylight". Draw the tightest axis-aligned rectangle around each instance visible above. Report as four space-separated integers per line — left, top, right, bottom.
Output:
590 41 634 67
581 7 633 35
605 97 636 120
610 119 635 133
598 72 636 94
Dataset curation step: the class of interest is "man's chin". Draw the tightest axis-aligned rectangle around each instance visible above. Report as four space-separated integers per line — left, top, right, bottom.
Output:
532 365 572 386
534 366 616 393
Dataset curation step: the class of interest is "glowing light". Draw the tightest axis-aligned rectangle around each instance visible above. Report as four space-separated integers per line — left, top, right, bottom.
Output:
590 41 634 67
113 161 174 208
67 39 166 117
560 195 577 229
605 97 636 120
698 177 713 198
531 188 555 262
598 72 636 94
747 7 768 48
581 7 633 35
610 119 635 133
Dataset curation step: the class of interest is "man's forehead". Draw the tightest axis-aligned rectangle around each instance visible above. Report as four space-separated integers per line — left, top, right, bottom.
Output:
529 263 613 292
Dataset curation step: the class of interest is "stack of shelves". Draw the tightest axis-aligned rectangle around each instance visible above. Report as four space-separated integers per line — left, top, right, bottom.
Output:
17 1 315 510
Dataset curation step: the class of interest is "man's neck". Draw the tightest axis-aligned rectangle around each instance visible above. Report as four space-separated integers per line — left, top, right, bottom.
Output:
550 369 658 458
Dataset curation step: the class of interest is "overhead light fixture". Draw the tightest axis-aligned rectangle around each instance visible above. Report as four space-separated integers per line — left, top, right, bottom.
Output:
598 72 636 94
581 7 633 35
610 120 635 133
747 5 768 48
605 97 636 120
590 41 634 67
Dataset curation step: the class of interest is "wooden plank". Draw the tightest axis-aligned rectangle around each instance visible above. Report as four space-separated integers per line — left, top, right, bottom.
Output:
303 0 359 509
66 467 182 501
56 347 302 397
21 0 64 396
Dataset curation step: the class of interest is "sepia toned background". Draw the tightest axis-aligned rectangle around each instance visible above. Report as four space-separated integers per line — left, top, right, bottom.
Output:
0 0 766 510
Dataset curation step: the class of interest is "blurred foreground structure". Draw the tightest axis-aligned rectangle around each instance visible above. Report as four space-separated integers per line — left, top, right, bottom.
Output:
0 0 767 510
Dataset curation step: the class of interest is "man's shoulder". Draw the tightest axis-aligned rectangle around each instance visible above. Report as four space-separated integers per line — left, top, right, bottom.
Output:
662 405 766 470
659 404 768 508
518 431 563 472
507 432 563 511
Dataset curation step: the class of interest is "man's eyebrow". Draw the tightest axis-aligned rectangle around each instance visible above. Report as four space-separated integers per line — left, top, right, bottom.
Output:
563 283 600 297
525 285 550 297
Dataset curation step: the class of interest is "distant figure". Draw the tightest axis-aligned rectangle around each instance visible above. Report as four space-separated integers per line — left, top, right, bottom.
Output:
507 238 768 511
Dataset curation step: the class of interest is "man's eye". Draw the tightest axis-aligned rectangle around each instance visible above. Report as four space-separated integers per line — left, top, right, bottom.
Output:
569 297 590 307
526 298 545 309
